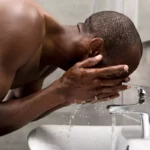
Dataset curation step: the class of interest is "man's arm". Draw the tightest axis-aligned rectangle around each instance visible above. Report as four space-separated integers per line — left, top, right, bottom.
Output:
0 2 68 135
8 72 61 122
0 76 67 136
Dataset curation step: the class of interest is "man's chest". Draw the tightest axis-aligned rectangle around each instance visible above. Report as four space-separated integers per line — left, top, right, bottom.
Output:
11 65 56 89
11 48 57 89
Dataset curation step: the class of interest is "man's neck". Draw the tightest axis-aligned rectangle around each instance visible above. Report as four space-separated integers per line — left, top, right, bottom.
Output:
41 14 86 70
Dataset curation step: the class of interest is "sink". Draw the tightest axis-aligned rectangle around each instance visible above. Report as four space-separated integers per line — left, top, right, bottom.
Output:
116 126 150 150
27 125 150 150
28 125 119 150
125 139 150 150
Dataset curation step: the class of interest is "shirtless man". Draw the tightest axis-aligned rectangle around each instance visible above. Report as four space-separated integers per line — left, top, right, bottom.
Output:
0 0 142 136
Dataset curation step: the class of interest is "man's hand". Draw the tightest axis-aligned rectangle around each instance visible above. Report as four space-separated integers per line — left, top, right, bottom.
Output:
59 55 130 103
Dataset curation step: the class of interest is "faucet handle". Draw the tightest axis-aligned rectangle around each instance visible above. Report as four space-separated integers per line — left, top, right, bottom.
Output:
107 86 147 113
136 87 147 104
122 83 147 105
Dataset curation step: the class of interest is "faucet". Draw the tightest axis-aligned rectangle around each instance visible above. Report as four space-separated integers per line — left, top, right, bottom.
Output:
107 85 150 139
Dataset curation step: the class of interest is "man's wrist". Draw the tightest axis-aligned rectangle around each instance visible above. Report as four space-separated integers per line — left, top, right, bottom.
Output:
49 79 70 105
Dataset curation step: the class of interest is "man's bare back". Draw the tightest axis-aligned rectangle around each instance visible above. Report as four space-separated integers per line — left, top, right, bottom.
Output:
0 0 142 136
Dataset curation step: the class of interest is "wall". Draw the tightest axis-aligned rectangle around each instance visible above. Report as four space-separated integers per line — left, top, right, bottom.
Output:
38 0 150 125
38 0 122 125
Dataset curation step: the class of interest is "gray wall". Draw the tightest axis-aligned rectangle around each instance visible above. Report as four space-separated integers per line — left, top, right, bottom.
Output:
0 0 150 150
40 0 150 125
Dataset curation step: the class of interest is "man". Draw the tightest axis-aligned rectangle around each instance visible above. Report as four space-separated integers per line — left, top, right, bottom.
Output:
0 0 142 136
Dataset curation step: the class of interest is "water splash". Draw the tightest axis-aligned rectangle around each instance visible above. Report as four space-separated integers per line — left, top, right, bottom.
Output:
67 103 83 146
68 103 83 131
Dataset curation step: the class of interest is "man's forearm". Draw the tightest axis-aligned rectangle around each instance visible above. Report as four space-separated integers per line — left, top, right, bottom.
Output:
0 81 67 136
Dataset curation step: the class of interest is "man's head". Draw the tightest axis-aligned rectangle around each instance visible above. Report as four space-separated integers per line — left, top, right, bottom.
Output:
73 11 142 76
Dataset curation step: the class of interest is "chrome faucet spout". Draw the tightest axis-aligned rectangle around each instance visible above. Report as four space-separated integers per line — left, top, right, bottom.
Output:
107 86 147 114
107 86 149 139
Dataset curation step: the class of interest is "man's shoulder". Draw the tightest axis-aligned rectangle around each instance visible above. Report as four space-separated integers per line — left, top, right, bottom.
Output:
0 0 44 31
0 0 42 19
0 0 45 70
0 0 45 41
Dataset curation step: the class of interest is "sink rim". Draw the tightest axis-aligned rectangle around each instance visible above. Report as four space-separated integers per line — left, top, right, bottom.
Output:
27 125 145 150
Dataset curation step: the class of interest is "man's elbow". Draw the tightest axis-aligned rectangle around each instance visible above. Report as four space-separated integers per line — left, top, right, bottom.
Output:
0 125 18 136
0 114 26 136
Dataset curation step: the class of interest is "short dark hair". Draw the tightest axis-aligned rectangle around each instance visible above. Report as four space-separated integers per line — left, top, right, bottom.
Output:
84 11 142 74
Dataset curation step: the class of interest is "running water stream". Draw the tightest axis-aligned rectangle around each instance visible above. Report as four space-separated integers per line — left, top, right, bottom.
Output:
111 114 117 150
67 100 141 150
110 111 141 150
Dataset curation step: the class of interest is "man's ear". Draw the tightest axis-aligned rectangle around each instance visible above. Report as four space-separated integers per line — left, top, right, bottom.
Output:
89 38 104 57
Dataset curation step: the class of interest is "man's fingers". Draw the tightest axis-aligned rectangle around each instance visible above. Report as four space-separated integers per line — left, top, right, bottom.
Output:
70 92 121 104
92 77 130 87
109 94 120 99
77 55 102 68
96 85 130 94
101 85 130 93
85 65 129 78
92 93 120 103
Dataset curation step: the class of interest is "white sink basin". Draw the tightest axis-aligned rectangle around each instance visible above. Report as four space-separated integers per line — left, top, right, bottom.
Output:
116 127 150 150
126 139 150 150
27 125 150 150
